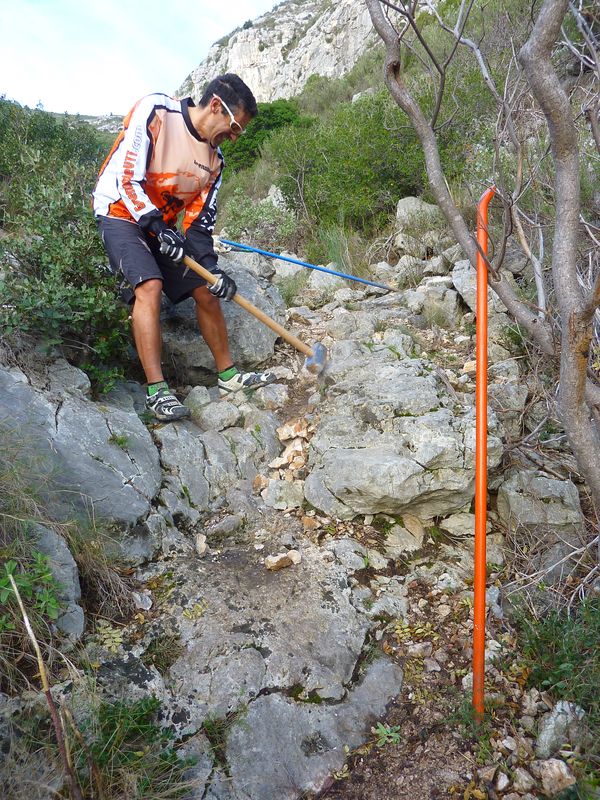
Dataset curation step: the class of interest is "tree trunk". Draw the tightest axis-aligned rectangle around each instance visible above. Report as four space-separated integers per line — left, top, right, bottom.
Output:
519 0 600 516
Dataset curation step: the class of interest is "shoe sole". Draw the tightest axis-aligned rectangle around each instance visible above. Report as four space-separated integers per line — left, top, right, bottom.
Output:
146 407 191 422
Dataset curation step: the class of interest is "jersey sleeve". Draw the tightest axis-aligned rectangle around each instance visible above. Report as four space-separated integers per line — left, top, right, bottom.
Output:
183 161 223 271
111 95 163 223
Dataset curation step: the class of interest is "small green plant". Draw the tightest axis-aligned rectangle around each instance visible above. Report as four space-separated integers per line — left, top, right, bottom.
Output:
250 423 263 447
202 705 248 769
71 696 197 798
182 599 208 620
0 553 61 619
372 722 402 747
93 619 124 653
141 634 184 675
449 697 494 764
0 552 62 691
108 432 130 449
276 271 309 307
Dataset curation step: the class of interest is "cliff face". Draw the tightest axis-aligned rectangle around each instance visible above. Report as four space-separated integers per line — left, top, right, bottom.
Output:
177 0 374 103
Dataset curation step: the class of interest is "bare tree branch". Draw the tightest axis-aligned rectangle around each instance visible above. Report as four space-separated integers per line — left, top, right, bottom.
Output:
365 0 556 354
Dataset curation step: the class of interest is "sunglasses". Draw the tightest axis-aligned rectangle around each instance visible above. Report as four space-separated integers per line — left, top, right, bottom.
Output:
212 94 245 135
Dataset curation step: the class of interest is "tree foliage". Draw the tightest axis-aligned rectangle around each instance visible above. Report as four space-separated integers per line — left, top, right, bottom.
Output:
220 98 302 172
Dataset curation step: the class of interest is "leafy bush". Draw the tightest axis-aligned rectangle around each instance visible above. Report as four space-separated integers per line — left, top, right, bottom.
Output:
220 98 302 173
265 91 428 230
220 186 299 250
0 100 129 390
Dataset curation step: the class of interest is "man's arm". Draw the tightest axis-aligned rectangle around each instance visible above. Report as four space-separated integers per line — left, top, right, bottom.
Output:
111 95 164 224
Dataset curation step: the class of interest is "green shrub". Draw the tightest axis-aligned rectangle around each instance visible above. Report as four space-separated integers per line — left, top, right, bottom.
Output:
220 186 299 250
220 98 302 173
0 100 129 390
265 91 428 230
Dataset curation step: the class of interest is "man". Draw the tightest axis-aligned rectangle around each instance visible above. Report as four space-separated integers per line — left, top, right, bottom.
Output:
93 73 274 422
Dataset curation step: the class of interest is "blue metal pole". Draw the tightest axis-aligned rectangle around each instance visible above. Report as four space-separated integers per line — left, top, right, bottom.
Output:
218 239 396 292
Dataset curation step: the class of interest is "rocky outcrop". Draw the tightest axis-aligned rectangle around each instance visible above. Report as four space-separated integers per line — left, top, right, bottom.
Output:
0 362 161 525
178 0 375 103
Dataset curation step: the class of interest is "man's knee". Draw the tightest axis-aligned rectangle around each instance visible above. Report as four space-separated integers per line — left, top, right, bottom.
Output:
193 286 221 314
134 278 163 306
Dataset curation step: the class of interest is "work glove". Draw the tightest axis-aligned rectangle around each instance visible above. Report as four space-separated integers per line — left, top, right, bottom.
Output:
208 268 237 301
157 228 186 263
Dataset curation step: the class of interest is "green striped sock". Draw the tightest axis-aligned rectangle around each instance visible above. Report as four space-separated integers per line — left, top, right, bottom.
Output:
218 366 239 381
147 380 168 396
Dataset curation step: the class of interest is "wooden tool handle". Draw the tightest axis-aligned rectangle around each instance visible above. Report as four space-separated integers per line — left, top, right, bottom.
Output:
182 255 312 358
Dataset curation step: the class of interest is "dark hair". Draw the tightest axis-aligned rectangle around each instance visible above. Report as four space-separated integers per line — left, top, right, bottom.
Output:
199 73 258 118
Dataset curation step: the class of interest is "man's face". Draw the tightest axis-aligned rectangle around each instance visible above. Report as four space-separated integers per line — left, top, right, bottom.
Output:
209 96 252 147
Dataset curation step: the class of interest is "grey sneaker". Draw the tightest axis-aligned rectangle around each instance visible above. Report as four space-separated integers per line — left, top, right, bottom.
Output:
145 388 190 421
218 370 276 397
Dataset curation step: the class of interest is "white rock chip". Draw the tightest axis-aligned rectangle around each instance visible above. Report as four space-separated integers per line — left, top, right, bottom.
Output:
195 533 208 557
265 550 302 571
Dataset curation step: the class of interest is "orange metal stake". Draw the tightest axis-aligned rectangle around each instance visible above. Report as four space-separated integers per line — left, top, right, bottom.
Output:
473 186 496 720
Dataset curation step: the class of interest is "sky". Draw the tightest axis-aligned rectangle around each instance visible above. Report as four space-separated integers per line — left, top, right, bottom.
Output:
0 0 277 116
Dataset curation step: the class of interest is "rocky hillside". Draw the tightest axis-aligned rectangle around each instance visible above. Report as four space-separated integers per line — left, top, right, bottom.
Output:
177 0 375 103
1 198 591 800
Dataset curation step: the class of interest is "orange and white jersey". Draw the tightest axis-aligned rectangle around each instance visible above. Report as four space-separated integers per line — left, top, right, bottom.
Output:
93 93 223 238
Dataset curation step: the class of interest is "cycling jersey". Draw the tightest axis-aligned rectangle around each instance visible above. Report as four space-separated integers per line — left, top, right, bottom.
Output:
93 93 223 269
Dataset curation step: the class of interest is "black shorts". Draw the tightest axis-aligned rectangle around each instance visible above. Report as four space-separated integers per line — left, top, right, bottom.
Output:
97 216 207 304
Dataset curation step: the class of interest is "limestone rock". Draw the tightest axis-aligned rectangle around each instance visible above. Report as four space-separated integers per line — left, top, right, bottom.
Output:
195 533 208 557
262 478 304 510
255 383 289 410
0 365 161 526
305 342 502 520
223 658 403 800
32 523 84 639
160 542 372 733
395 196 445 232
180 0 375 104
529 759 576 797
451 259 505 314
154 424 211 513
497 471 585 582
384 524 424 556
188 399 243 432
512 767 536 793
536 701 587 759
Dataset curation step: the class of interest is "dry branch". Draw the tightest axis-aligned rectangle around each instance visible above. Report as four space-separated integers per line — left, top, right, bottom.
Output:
8 575 84 800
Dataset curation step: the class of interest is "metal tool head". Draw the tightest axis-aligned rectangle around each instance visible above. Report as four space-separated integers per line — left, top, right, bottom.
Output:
305 342 327 375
